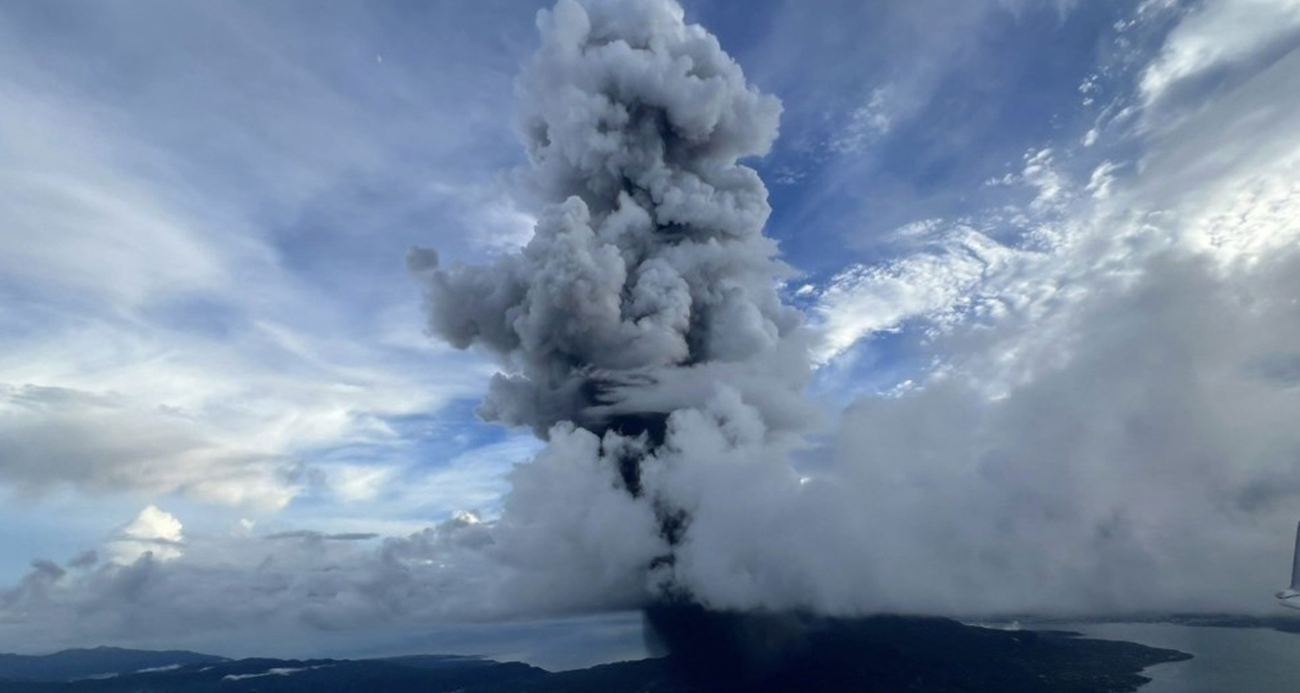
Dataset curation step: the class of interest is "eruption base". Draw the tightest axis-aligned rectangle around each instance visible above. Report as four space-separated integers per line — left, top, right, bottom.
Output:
642 602 1190 693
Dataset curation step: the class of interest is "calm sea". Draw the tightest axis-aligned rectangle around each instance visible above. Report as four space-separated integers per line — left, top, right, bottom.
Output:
1064 622 1300 693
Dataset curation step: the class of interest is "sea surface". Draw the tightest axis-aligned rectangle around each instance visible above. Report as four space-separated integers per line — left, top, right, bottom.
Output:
1064 622 1300 692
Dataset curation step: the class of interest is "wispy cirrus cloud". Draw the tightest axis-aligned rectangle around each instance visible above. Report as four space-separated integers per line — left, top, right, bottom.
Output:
1138 0 1300 107
0 1 532 515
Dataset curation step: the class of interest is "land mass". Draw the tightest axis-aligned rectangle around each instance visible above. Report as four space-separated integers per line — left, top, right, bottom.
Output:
0 615 1190 693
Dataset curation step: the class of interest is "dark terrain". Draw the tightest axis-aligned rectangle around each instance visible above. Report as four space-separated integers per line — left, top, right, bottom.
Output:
0 648 227 683
0 614 1189 693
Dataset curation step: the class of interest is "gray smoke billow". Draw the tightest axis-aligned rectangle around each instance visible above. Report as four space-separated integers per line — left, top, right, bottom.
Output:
409 0 1300 621
410 0 815 600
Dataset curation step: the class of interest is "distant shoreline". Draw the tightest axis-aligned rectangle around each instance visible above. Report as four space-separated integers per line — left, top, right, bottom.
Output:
995 613 1300 637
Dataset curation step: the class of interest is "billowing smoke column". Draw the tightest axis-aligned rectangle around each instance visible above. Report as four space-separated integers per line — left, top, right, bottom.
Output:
410 0 813 600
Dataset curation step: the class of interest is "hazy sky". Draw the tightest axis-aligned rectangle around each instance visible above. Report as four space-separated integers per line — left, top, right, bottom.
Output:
3 0 1300 669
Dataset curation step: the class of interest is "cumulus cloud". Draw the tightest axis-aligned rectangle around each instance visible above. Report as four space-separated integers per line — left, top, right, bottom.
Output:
109 506 185 564
0 511 482 653
0 498 647 657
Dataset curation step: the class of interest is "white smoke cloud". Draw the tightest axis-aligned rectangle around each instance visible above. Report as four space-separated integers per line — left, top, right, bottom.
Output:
780 9 1300 615
678 244 1300 617
406 0 831 607
410 0 808 439
401 0 1300 619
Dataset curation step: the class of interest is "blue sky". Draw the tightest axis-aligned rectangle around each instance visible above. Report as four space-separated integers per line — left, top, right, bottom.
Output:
3 0 1300 669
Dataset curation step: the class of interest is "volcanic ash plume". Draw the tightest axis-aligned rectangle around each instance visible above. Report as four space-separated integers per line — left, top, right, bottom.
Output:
409 0 814 605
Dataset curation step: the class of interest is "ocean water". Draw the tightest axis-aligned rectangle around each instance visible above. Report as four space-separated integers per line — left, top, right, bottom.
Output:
1066 622 1300 692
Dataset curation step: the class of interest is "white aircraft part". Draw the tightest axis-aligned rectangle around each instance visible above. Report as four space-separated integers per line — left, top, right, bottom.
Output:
1279 521 1300 609
1291 520 1300 591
